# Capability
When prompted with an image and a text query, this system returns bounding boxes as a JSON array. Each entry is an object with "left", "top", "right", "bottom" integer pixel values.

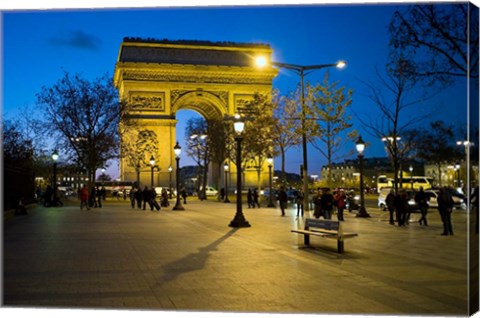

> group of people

[
  {"left": 311, "top": 188, "right": 347, "bottom": 221},
  {"left": 79, "top": 185, "right": 106, "bottom": 210},
  {"left": 385, "top": 186, "right": 456, "bottom": 235},
  {"left": 246, "top": 189, "right": 261, "bottom": 208}
]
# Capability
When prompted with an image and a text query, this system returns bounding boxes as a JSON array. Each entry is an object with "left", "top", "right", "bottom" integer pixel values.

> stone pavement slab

[{"left": 2, "top": 198, "right": 478, "bottom": 316}]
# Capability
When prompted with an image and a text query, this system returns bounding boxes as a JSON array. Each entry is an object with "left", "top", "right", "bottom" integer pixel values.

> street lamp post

[
  {"left": 52, "top": 150, "right": 59, "bottom": 207},
  {"left": 409, "top": 165, "right": 413, "bottom": 189},
  {"left": 267, "top": 155, "right": 275, "bottom": 208},
  {"left": 256, "top": 57, "right": 346, "bottom": 212},
  {"left": 224, "top": 161, "right": 230, "bottom": 203},
  {"left": 356, "top": 136, "right": 370, "bottom": 218},
  {"left": 229, "top": 114, "right": 250, "bottom": 228},
  {"left": 168, "top": 165, "right": 173, "bottom": 199},
  {"left": 173, "top": 142, "right": 185, "bottom": 211},
  {"left": 455, "top": 162, "right": 461, "bottom": 188},
  {"left": 149, "top": 155, "right": 155, "bottom": 188}
]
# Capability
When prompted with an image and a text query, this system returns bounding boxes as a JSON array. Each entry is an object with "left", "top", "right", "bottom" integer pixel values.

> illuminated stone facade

[{"left": 114, "top": 38, "right": 277, "bottom": 189}]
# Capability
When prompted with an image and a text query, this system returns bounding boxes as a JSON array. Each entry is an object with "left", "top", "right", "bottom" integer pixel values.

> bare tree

[
  {"left": 185, "top": 117, "right": 209, "bottom": 199},
  {"left": 389, "top": 3, "right": 479, "bottom": 85},
  {"left": 358, "top": 60, "right": 433, "bottom": 193},
  {"left": 36, "top": 72, "right": 128, "bottom": 185},
  {"left": 415, "top": 121, "right": 460, "bottom": 187}
]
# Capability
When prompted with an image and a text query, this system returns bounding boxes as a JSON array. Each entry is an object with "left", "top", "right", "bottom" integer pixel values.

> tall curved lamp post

[
  {"left": 52, "top": 150, "right": 59, "bottom": 207},
  {"left": 149, "top": 155, "right": 155, "bottom": 188},
  {"left": 455, "top": 162, "right": 461, "bottom": 188},
  {"left": 173, "top": 142, "right": 185, "bottom": 211},
  {"left": 229, "top": 114, "right": 250, "bottom": 228},
  {"left": 267, "top": 154, "right": 275, "bottom": 208},
  {"left": 224, "top": 161, "right": 230, "bottom": 203},
  {"left": 168, "top": 165, "right": 173, "bottom": 198},
  {"left": 256, "top": 57, "right": 346, "bottom": 212},
  {"left": 409, "top": 165, "right": 413, "bottom": 189},
  {"left": 356, "top": 136, "right": 370, "bottom": 218}
]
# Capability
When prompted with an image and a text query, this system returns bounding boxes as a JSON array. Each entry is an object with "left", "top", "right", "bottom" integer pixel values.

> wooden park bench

[{"left": 291, "top": 218, "right": 358, "bottom": 253}]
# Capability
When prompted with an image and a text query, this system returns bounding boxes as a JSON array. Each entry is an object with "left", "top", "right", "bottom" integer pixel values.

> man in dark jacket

[
  {"left": 415, "top": 187, "right": 429, "bottom": 226},
  {"left": 438, "top": 187, "right": 454, "bottom": 235},
  {"left": 278, "top": 186, "right": 288, "bottom": 216}
]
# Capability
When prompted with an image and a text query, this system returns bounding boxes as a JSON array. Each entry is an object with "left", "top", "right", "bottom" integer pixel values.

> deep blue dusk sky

[{"left": 1, "top": 1, "right": 476, "bottom": 179}]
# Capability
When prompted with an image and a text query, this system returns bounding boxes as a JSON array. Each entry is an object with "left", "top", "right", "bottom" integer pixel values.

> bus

[{"left": 377, "top": 175, "right": 433, "bottom": 191}]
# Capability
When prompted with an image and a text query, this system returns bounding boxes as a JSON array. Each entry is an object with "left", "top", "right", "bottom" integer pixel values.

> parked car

[
  {"left": 286, "top": 189, "right": 300, "bottom": 202},
  {"left": 425, "top": 189, "right": 465, "bottom": 209},
  {"left": 261, "top": 188, "right": 278, "bottom": 200},
  {"left": 346, "top": 191, "right": 360, "bottom": 211},
  {"left": 378, "top": 187, "right": 419, "bottom": 211},
  {"left": 199, "top": 186, "right": 218, "bottom": 197}
]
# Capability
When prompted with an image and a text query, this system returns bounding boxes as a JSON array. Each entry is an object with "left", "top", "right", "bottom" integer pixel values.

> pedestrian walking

[
  {"left": 80, "top": 185, "right": 90, "bottom": 210},
  {"left": 438, "top": 187, "right": 454, "bottom": 236},
  {"left": 90, "top": 187, "right": 97, "bottom": 208},
  {"left": 395, "top": 189, "right": 410, "bottom": 226},
  {"left": 129, "top": 186, "right": 136, "bottom": 208},
  {"left": 135, "top": 187, "right": 143, "bottom": 209},
  {"left": 96, "top": 186, "right": 103, "bottom": 208},
  {"left": 296, "top": 190, "right": 304, "bottom": 217},
  {"left": 278, "top": 186, "right": 288, "bottom": 216},
  {"left": 161, "top": 188, "right": 169, "bottom": 207},
  {"left": 415, "top": 186, "right": 429, "bottom": 226},
  {"left": 220, "top": 188, "right": 225, "bottom": 201},
  {"left": 471, "top": 185, "right": 479, "bottom": 234},
  {"left": 313, "top": 188, "right": 323, "bottom": 219},
  {"left": 334, "top": 190, "right": 346, "bottom": 221},
  {"left": 181, "top": 188, "right": 188, "bottom": 204},
  {"left": 253, "top": 189, "right": 260, "bottom": 208},
  {"left": 247, "top": 189, "right": 254, "bottom": 208},
  {"left": 320, "top": 188, "right": 334, "bottom": 220},
  {"left": 386, "top": 189, "right": 396, "bottom": 225},
  {"left": 43, "top": 185, "right": 53, "bottom": 207},
  {"left": 142, "top": 186, "right": 153, "bottom": 211}
]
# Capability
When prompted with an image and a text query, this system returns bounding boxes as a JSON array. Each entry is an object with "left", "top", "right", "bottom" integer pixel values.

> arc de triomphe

[{"left": 114, "top": 38, "right": 277, "bottom": 189}]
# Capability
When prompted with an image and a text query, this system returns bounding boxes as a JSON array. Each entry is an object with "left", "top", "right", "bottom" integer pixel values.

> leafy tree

[
  {"left": 206, "top": 118, "right": 230, "bottom": 192},
  {"left": 389, "top": 3, "right": 479, "bottom": 85},
  {"left": 415, "top": 121, "right": 460, "bottom": 186},
  {"left": 36, "top": 72, "right": 128, "bottom": 185},
  {"left": 239, "top": 93, "right": 277, "bottom": 190},
  {"left": 308, "top": 72, "right": 357, "bottom": 186},
  {"left": 185, "top": 117, "right": 209, "bottom": 199},
  {"left": 272, "top": 89, "right": 302, "bottom": 183},
  {"left": 97, "top": 173, "right": 112, "bottom": 182}
]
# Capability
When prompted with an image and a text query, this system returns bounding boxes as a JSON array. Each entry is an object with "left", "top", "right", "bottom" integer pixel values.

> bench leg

[
  {"left": 304, "top": 234, "right": 310, "bottom": 245},
  {"left": 337, "top": 240, "right": 344, "bottom": 253}
]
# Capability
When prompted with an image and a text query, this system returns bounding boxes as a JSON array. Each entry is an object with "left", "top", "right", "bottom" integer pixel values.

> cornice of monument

[{"left": 115, "top": 63, "right": 276, "bottom": 85}]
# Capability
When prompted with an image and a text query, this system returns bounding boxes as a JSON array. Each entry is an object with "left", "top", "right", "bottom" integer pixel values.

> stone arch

[
  {"left": 171, "top": 90, "right": 225, "bottom": 121},
  {"left": 114, "top": 38, "right": 277, "bottom": 189}
]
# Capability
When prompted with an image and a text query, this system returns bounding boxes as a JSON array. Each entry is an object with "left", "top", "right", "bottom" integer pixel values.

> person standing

[
  {"left": 334, "top": 190, "right": 346, "bottom": 221},
  {"left": 220, "top": 188, "right": 225, "bottom": 201},
  {"left": 181, "top": 188, "right": 188, "bottom": 204},
  {"left": 130, "top": 186, "right": 136, "bottom": 208},
  {"left": 90, "top": 186, "right": 97, "bottom": 208},
  {"left": 313, "top": 188, "right": 323, "bottom": 219},
  {"left": 320, "top": 188, "right": 334, "bottom": 220},
  {"left": 247, "top": 189, "right": 254, "bottom": 208},
  {"left": 278, "top": 186, "right": 288, "bottom": 216},
  {"left": 395, "top": 189, "right": 409, "bottom": 226},
  {"left": 438, "top": 187, "right": 454, "bottom": 235},
  {"left": 415, "top": 186, "right": 429, "bottom": 226},
  {"left": 80, "top": 185, "right": 90, "bottom": 210},
  {"left": 142, "top": 186, "right": 153, "bottom": 211},
  {"left": 386, "top": 189, "right": 396, "bottom": 225},
  {"left": 96, "top": 186, "right": 103, "bottom": 208},
  {"left": 253, "top": 189, "right": 260, "bottom": 208},
  {"left": 471, "top": 185, "right": 479, "bottom": 234},
  {"left": 296, "top": 190, "right": 304, "bottom": 217}
]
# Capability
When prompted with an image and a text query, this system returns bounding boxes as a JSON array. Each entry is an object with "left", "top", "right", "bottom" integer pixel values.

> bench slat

[{"left": 291, "top": 218, "right": 358, "bottom": 253}]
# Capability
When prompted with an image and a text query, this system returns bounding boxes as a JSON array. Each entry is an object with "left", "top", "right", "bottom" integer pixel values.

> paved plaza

[{"left": 2, "top": 197, "right": 479, "bottom": 316}]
